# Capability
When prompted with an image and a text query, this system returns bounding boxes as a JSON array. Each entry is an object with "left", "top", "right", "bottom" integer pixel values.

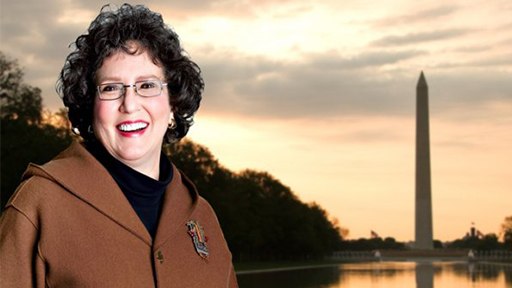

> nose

[{"left": 119, "top": 85, "right": 140, "bottom": 113}]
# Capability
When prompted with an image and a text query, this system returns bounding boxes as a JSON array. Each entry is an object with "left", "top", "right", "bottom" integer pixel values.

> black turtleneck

[{"left": 86, "top": 141, "right": 173, "bottom": 239}]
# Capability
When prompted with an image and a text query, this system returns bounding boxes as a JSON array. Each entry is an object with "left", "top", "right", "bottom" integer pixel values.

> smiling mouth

[{"left": 117, "top": 122, "right": 148, "bottom": 132}]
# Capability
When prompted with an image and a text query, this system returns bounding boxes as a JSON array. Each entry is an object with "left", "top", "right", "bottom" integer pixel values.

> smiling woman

[
  {"left": 0, "top": 4, "right": 238, "bottom": 288},
  {"left": 93, "top": 46, "right": 171, "bottom": 179}
]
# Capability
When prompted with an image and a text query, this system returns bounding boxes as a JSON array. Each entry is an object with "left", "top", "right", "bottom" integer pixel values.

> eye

[
  {"left": 100, "top": 84, "right": 122, "bottom": 92},
  {"left": 138, "top": 80, "right": 158, "bottom": 90}
]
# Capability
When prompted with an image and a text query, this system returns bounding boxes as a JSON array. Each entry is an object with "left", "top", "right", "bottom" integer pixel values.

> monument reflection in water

[
  {"left": 237, "top": 261, "right": 512, "bottom": 288},
  {"left": 415, "top": 262, "right": 434, "bottom": 288}
]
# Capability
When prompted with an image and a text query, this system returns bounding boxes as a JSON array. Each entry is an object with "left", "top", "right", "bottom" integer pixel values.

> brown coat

[{"left": 0, "top": 142, "right": 238, "bottom": 287}]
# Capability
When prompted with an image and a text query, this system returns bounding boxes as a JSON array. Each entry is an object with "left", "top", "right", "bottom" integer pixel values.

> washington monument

[{"left": 415, "top": 71, "right": 433, "bottom": 249}]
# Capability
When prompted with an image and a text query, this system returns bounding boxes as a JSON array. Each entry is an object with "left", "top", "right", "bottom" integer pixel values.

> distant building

[
  {"left": 463, "top": 224, "right": 484, "bottom": 240},
  {"left": 415, "top": 72, "right": 434, "bottom": 250}
]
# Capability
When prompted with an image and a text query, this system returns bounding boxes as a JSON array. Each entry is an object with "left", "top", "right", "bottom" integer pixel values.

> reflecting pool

[{"left": 237, "top": 261, "right": 512, "bottom": 287}]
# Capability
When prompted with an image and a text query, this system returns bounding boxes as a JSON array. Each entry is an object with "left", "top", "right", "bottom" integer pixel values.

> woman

[{"left": 0, "top": 4, "right": 237, "bottom": 287}]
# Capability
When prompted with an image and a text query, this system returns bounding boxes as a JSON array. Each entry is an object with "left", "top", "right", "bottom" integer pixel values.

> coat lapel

[
  {"left": 25, "top": 142, "right": 152, "bottom": 245},
  {"left": 153, "top": 165, "right": 198, "bottom": 250}
]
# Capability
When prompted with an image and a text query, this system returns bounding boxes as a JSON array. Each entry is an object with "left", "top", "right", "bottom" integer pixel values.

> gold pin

[{"left": 156, "top": 250, "right": 164, "bottom": 264}]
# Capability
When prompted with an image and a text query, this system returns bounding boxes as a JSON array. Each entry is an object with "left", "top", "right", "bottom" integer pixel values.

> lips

[{"left": 116, "top": 121, "right": 148, "bottom": 137}]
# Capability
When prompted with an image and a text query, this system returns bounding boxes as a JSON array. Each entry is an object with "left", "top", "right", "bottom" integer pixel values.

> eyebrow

[{"left": 97, "top": 75, "right": 164, "bottom": 84}]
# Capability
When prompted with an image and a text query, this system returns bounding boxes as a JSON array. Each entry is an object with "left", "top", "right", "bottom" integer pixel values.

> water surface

[{"left": 237, "top": 261, "right": 512, "bottom": 287}]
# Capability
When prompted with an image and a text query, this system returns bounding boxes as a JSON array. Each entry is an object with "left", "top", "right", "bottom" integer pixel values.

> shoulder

[
  {"left": 9, "top": 141, "right": 90, "bottom": 216},
  {"left": 10, "top": 175, "right": 64, "bottom": 206},
  {"left": 5, "top": 175, "right": 66, "bottom": 228},
  {"left": 195, "top": 196, "right": 220, "bottom": 221},
  {"left": 5, "top": 141, "right": 91, "bottom": 218},
  {"left": 175, "top": 168, "right": 220, "bottom": 223}
]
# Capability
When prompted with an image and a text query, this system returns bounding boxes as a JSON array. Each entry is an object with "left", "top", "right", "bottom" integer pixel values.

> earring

[
  {"left": 87, "top": 125, "right": 94, "bottom": 134},
  {"left": 168, "top": 114, "right": 177, "bottom": 129}
]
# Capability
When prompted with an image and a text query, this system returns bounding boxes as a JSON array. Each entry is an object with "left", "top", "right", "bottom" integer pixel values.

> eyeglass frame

[{"left": 96, "top": 79, "right": 168, "bottom": 101}]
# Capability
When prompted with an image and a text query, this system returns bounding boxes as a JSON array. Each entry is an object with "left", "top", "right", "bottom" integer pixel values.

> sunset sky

[{"left": 1, "top": 0, "right": 511, "bottom": 242}]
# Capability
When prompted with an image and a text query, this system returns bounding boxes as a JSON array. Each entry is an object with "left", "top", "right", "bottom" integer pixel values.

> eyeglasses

[{"left": 96, "top": 79, "right": 168, "bottom": 100}]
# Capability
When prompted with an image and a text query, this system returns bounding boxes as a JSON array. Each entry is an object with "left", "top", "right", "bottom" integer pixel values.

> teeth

[{"left": 118, "top": 122, "right": 148, "bottom": 132}]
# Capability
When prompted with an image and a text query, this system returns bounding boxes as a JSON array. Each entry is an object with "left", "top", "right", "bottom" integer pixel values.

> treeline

[
  {"left": 0, "top": 51, "right": 343, "bottom": 261},
  {"left": 340, "top": 237, "right": 406, "bottom": 251},
  {"left": 0, "top": 52, "right": 73, "bottom": 203},
  {"left": 165, "top": 141, "right": 343, "bottom": 260},
  {"left": 447, "top": 233, "right": 511, "bottom": 251},
  {"left": 444, "top": 218, "right": 512, "bottom": 251}
]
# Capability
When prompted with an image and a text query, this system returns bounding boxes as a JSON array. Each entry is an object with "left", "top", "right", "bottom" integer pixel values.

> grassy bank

[
  {"left": 234, "top": 259, "right": 347, "bottom": 272},
  {"left": 234, "top": 256, "right": 512, "bottom": 274}
]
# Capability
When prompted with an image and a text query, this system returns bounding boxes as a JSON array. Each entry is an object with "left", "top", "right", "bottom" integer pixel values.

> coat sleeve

[
  {"left": 228, "top": 263, "right": 239, "bottom": 288},
  {"left": 0, "top": 206, "right": 46, "bottom": 288}
]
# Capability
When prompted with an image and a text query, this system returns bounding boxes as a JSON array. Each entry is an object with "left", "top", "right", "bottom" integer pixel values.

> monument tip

[{"left": 417, "top": 71, "right": 427, "bottom": 88}]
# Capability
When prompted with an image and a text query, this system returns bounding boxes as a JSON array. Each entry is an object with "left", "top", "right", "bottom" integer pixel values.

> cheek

[
  {"left": 93, "top": 101, "right": 114, "bottom": 127},
  {"left": 154, "top": 103, "right": 171, "bottom": 125},
  {"left": 152, "top": 96, "right": 171, "bottom": 120}
]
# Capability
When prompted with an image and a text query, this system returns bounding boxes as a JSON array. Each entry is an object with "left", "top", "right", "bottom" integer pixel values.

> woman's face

[{"left": 93, "top": 47, "right": 171, "bottom": 177}]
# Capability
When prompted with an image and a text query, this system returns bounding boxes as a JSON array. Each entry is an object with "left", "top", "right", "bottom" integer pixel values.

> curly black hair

[{"left": 56, "top": 4, "right": 204, "bottom": 142}]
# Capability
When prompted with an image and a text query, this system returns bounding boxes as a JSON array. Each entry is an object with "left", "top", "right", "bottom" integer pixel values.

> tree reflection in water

[
  {"left": 237, "top": 266, "right": 341, "bottom": 288},
  {"left": 237, "top": 261, "right": 511, "bottom": 288}
]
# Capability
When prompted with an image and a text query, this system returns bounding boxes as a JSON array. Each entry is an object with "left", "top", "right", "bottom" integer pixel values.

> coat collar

[
  {"left": 153, "top": 168, "right": 198, "bottom": 250},
  {"left": 24, "top": 141, "right": 199, "bottom": 247}
]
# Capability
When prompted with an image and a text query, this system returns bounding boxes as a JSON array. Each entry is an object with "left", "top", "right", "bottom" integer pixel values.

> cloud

[
  {"left": 305, "top": 50, "right": 427, "bottom": 70},
  {"left": 0, "top": 0, "right": 217, "bottom": 108},
  {"left": 0, "top": 0, "right": 81, "bottom": 103},
  {"left": 1, "top": 0, "right": 510, "bottom": 125},
  {"left": 371, "top": 29, "right": 470, "bottom": 47},
  {"left": 374, "top": 5, "right": 458, "bottom": 27},
  {"left": 196, "top": 46, "right": 512, "bottom": 122},
  {"left": 200, "top": 51, "right": 416, "bottom": 119},
  {"left": 451, "top": 45, "right": 492, "bottom": 53}
]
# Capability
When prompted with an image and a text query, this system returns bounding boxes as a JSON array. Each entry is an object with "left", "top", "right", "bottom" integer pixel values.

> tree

[
  {"left": 477, "top": 234, "right": 501, "bottom": 250},
  {"left": 433, "top": 239, "right": 444, "bottom": 249},
  {"left": 501, "top": 216, "right": 512, "bottom": 249},
  {"left": 165, "top": 140, "right": 346, "bottom": 261},
  {"left": 1, "top": 51, "right": 72, "bottom": 209},
  {"left": 0, "top": 52, "right": 42, "bottom": 124}
]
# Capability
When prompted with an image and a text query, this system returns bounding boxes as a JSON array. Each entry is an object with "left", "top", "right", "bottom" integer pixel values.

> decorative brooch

[{"left": 186, "top": 220, "right": 209, "bottom": 259}]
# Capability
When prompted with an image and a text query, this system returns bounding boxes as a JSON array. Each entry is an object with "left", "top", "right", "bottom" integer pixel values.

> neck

[
  {"left": 87, "top": 140, "right": 162, "bottom": 180},
  {"left": 119, "top": 154, "right": 161, "bottom": 180}
]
